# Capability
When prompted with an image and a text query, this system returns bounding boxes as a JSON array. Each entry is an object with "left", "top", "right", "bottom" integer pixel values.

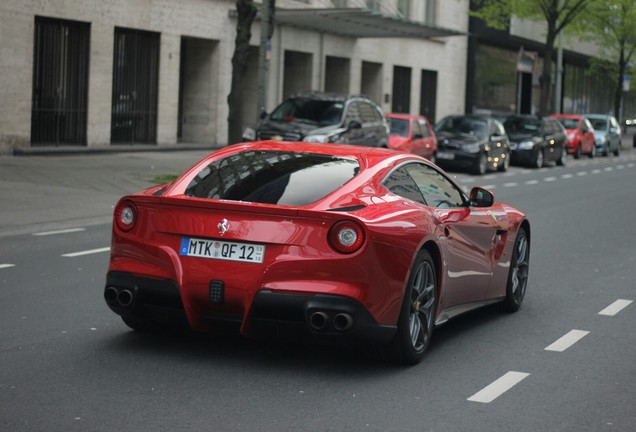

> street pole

[
  {"left": 257, "top": 0, "right": 271, "bottom": 118},
  {"left": 554, "top": 32, "right": 563, "bottom": 114}
]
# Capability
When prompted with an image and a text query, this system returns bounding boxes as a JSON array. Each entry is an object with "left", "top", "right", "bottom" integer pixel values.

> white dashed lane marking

[
  {"left": 33, "top": 228, "right": 86, "bottom": 236},
  {"left": 598, "top": 299, "right": 633, "bottom": 316},
  {"left": 0, "top": 264, "right": 16, "bottom": 269},
  {"left": 467, "top": 371, "right": 530, "bottom": 403},
  {"left": 61, "top": 247, "right": 111, "bottom": 258},
  {"left": 545, "top": 330, "right": 590, "bottom": 352}
]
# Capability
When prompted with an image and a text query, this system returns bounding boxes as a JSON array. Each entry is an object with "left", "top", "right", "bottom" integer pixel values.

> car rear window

[{"left": 185, "top": 150, "right": 359, "bottom": 206}]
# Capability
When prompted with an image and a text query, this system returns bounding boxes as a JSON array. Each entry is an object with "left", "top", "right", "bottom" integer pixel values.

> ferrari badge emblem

[{"left": 218, "top": 219, "right": 230, "bottom": 236}]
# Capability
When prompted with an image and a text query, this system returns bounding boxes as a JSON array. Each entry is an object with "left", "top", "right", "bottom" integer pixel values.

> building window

[
  {"left": 111, "top": 27, "right": 160, "bottom": 144},
  {"left": 31, "top": 17, "right": 90, "bottom": 146}
]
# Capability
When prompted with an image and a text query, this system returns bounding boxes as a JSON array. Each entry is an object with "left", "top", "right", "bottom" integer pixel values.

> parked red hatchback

[
  {"left": 386, "top": 113, "right": 437, "bottom": 162},
  {"left": 549, "top": 114, "right": 595, "bottom": 159}
]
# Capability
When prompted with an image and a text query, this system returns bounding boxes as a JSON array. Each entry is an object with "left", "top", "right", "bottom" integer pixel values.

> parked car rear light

[
  {"left": 329, "top": 221, "right": 365, "bottom": 254},
  {"left": 114, "top": 200, "right": 137, "bottom": 232}
]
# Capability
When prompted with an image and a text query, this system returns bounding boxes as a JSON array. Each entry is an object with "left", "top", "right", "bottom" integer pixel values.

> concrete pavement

[{"left": 0, "top": 149, "right": 212, "bottom": 237}]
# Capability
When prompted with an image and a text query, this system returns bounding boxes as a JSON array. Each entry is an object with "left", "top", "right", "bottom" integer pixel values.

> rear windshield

[{"left": 185, "top": 150, "right": 359, "bottom": 206}]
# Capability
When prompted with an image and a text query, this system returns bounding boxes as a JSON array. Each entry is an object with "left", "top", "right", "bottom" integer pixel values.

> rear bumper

[{"left": 104, "top": 271, "right": 396, "bottom": 343}]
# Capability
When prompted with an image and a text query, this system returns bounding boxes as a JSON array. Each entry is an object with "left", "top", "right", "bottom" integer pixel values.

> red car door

[{"left": 433, "top": 206, "right": 503, "bottom": 308}]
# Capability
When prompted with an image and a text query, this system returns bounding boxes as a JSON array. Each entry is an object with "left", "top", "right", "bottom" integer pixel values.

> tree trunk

[
  {"left": 227, "top": 0, "right": 257, "bottom": 146},
  {"left": 614, "top": 44, "right": 626, "bottom": 122},
  {"left": 539, "top": 28, "right": 557, "bottom": 116}
]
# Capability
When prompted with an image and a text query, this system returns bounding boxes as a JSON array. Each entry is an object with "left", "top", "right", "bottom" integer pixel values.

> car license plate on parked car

[
  {"left": 436, "top": 151, "right": 455, "bottom": 160},
  {"left": 180, "top": 237, "right": 265, "bottom": 263}
]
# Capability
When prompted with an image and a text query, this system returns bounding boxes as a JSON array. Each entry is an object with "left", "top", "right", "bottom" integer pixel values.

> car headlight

[
  {"left": 518, "top": 140, "right": 534, "bottom": 150},
  {"left": 303, "top": 134, "right": 331, "bottom": 143}
]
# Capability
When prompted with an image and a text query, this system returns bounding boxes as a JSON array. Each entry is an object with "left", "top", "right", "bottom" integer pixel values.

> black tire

[
  {"left": 533, "top": 149, "right": 544, "bottom": 169},
  {"left": 602, "top": 143, "right": 609, "bottom": 157},
  {"left": 556, "top": 149, "right": 566, "bottom": 166},
  {"left": 501, "top": 227, "right": 530, "bottom": 312},
  {"left": 613, "top": 144, "right": 620, "bottom": 156},
  {"left": 574, "top": 145, "right": 581, "bottom": 159},
  {"left": 385, "top": 249, "right": 437, "bottom": 365},
  {"left": 498, "top": 152, "right": 510, "bottom": 172},
  {"left": 473, "top": 152, "right": 488, "bottom": 175},
  {"left": 588, "top": 146, "right": 595, "bottom": 158}
]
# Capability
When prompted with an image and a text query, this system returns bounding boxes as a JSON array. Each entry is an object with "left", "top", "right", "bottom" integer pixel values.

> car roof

[
  {"left": 385, "top": 113, "right": 426, "bottom": 120},
  {"left": 550, "top": 113, "right": 582, "bottom": 119},
  {"left": 209, "top": 140, "right": 423, "bottom": 169}
]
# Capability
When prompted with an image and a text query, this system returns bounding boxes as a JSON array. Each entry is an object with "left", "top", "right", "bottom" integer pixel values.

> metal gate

[
  {"left": 111, "top": 28, "right": 159, "bottom": 144},
  {"left": 420, "top": 69, "right": 437, "bottom": 122},
  {"left": 31, "top": 17, "right": 90, "bottom": 146},
  {"left": 392, "top": 66, "right": 411, "bottom": 114}
]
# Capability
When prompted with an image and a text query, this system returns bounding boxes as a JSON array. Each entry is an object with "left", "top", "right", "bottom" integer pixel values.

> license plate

[
  {"left": 436, "top": 151, "right": 455, "bottom": 160},
  {"left": 180, "top": 237, "right": 265, "bottom": 263}
]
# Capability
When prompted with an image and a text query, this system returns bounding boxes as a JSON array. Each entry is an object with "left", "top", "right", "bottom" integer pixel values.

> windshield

[
  {"left": 269, "top": 98, "right": 344, "bottom": 126},
  {"left": 556, "top": 118, "right": 579, "bottom": 130},
  {"left": 185, "top": 150, "right": 359, "bottom": 206},
  {"left": 388, "top": 118, "right": 410, "bottom": 137},
  {"left": 503, "top": 117, "right": 541, "bottom": 134},
  {"left": 587, "top": 118, "right": 607, "bottom": 131},
  {"left": 435, "top": 117, "right": 488, "bottom": 139}
]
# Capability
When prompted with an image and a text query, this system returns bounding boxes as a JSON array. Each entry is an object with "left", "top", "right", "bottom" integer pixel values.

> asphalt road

[{"left": 1, "top": 145, "right": 635, "bottom": 431}]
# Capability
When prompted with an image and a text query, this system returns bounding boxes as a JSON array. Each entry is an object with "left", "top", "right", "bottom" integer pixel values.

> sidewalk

[{"left": 0, "top": 149, "right": 212, "bottom": 237}]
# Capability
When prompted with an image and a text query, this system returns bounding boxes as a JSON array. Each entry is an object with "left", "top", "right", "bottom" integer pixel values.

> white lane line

[
  {"left": 525, "top": 179, "right": 539, "bottom": 185},
  {"left": 598, "top": 299, "right": 633, "bottom": 316},
  {"left": 61, "top": 247, "right": 111, "bottom": 258},
  {"left": 467, "top": 371, "right": 530, "bottom": 403},
  {"left": 576, "top": 171, "right": 587, "bottom": 176},
  {"left": 33, "top": 227, "right": 86, "bottom": 236},
  {"left": 0, "top": 264, "right": 16, "bottom": 269},
  {"left": 482, "top": 185, "right": 497, "bottom": 190},
  {"left": 591, "top": 169, "right": 602, "bottom": 174},
  {"left": 544, "top": 177, "right": 557, "bottom": 182},
  {"left": 545, "top": 330, "right": 589, "bottom": 352},
  {"left": 561, "top": 174, "right": 573, "bottom": 179},
  {"left": 604, "top": 167, "right": 614, "bottom": 172},
  {"left": 503, "top": 182, "right": 518, "bottom": 187}
]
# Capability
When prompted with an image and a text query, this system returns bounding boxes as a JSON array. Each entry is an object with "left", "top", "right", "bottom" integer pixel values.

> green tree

[
  {"left": 576, "top": 0, "right": 636, "bottom": 122},
  {"left": 472, "top": 0, "right": 589, "bottom": 115}
]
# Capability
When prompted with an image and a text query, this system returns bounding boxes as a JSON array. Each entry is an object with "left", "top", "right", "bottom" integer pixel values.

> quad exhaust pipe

[
  {"left": 104, "top": 286, "right": 135, "bottom": 308},
  {"left": 308, "top": 311, "right": 354, "bottom": 332}
]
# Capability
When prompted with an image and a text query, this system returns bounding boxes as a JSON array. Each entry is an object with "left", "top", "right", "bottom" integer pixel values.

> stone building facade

[{"left": 0, "top": 0, "right": 469, "bottom": 154}]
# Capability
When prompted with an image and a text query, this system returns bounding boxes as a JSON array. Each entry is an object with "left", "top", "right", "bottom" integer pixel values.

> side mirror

[
  {"left": 469, "top": 186, "right": 494, "bottom": 207},
  {"left": 348, "top": 120, "right": 362, "bottom": 130}
]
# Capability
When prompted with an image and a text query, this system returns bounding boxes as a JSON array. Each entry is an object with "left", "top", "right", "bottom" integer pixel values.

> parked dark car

[
  {"left": 502, "top": 115, "right": 568, "bottom": 168},
  {"left": 584, "top": 114, "right": 621, "bottom": 157},
  {"left": 434, "top": 115, "right": 510, "bottom": 175},
  {"left": 253, "top": 92, "right": 389, "bottom": 148}
]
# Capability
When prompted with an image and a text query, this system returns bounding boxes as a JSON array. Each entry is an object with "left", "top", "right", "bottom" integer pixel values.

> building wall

[{"left": 0, "top": 0, "right": 469, "bottom": 154}]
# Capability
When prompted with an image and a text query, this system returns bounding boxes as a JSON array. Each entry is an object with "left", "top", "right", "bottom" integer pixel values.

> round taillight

[
  {"left": 114, "top": 200, "right": 137, "bottom": 232},
  {"left": 329, "top": 221, "right": 365, "bottom": 254}
]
